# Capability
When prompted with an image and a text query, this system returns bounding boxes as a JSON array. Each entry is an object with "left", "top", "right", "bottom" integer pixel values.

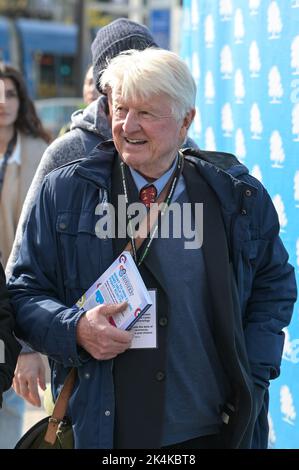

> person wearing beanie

[
  {"left": 91, "top": 18, "right": 158, "bottom": 92},
  {"left": 6, "top": 18, "right": 197, "bottom": 413}
]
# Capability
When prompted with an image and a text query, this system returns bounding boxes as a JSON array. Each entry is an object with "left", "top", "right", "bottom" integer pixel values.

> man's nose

[{"left": 122, "top": 110, "right": 140, "bottom": 133}]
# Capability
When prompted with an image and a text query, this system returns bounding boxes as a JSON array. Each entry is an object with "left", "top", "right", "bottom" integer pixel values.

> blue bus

[{"left": 0, "top": 16, "right": 79, "bottom": 99}]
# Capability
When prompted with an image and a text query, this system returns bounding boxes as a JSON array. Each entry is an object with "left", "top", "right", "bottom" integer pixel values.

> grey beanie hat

[{"left": 91, "top": 18, "right": 158, "bottom": 92}]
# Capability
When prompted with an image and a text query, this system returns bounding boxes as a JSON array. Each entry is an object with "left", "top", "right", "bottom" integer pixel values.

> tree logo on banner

[
  {"left": 222, "top": 103, "right": 234, "bottom": 136},
  {"left": 272, "top": 194, "right": 288, "bottom": 232},
  {"left": 270, "top": 131, "right": 285, "bottom": 168},
  {"left": 268, "top": 413, "right": 277, "bottom": 448},
  {"left": 294, "top": 171, "right": 299, "bottom": 207},
  {"left": 292, "top": 104, "right": 299, "bottom": 140},
  {"left": 268, "top": 1, "right": 283, "bottom": 39},
  {"left": 193, "top": 107, "right": 202, "bottom": 138},
  {"left": 219, "top": 0, "right": 233, "bottom": 21},
  {"left": 280, "top": 385, "right": 297, "bottom": 425},
  {"left": 192, "top": 52, "right": 200, "bottom": 82},
  {"left": 205, "top": 71, "right": 215, "bottom": 103},
  {"left": 249, "top": 0, "right": 261, "bottom": 16},
  {"left": 235, "top": 128, "right": 246, "bottom": 162},
  {"left": 251, "top": 164, "right": 263, "bottom": 182},
  {"left": 220, "top": 45, "right": 233, "bottom": 79},
  {"left": 268, "top": 66, "right": 284, "bottom": 103},
  {"left": 291, "top": 36, "right": 299, "bottom": 74},
  {"left": 250, "top": 103, "right": 263, "bottom": 139},
  {"left": 191, "top": 0, "right": 199, "bottom": 30},
  {"left": 205, "top": 14, "right": 215, "bottom": 48},
  {"left": 249, "top": 41, "right": 261, "bottom": 78},
  {"left": 234, "top": 8, "right": 245, "bottom": 44},
  {"left": 205, "top": 127, "right": 216, "bottom": 151},
  {"left": 235, "top": 69, "right": 245, "bottom": 103}
]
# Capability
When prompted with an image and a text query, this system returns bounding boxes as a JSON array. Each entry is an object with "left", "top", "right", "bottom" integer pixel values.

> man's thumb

[{"left": 98, "top": 302, "right": 128, "bottom": 318}]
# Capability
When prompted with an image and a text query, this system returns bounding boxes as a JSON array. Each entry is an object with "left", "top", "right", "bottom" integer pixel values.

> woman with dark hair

[{"left": 0, "top": 64, "right": 51, "bottom": 267}]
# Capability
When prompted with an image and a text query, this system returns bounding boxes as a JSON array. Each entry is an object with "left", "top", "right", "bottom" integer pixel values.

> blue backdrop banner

[{"left": 180, "top": 0, "right": 298, "bottom": 449}]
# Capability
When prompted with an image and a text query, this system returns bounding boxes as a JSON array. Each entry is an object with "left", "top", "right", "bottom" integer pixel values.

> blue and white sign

[{"left": 181, "top": 0, "right": 299, "bottom": 449}]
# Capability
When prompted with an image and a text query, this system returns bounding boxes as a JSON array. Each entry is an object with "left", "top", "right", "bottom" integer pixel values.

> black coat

[{"left": 0, "top": 262, "right": 20, "bottom": 405}]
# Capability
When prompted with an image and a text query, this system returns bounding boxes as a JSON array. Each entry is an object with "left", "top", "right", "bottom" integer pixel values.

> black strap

[{"left": 0, "top": 132, "right": 17, "bottom": 197}]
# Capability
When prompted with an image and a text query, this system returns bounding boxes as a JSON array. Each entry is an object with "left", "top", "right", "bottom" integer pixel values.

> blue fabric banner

[{"left": 180, "top": 0, "right": 299, "bottom": 449}]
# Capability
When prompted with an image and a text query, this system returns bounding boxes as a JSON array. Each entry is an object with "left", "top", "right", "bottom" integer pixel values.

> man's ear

[
  {"left": 183, "top": 108, "right": 196, "bottom": 130},
  {"left": 180, "top": 108, "right": 196, "bottom": 141}
]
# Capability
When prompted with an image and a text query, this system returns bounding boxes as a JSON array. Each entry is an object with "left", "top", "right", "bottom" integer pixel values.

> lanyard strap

[
  {"left": 0, "top": 132, "right": 17, "bottom": 197},
  {"left": 120, "top": 151, "right": 184, "bottom": 266}
]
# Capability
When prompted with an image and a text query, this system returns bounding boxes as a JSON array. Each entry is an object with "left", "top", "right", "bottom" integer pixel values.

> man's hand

[
  {"left": 76, "top": 302, "right": 133, "bottom": 360},
  {"left": 13, "top": 352, "right": 46, "bottom": 407}
]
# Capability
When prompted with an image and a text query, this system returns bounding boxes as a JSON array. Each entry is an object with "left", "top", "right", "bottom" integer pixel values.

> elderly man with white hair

[{"left": 8, "top": 48, "right": 296, "bottom": 449}]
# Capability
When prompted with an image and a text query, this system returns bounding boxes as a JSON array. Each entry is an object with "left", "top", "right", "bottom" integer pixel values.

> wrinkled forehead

[{"left": 111, "top": 86, "right": 173, "bottom": 111}]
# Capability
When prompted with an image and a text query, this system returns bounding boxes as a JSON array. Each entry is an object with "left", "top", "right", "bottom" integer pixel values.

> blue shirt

[{"left": 129, "top": 155, "right": 185, "bottom": 202}]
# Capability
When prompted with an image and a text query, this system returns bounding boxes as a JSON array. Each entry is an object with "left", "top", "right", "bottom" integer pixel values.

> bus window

[{"left": 35, "top": 52, "right": 76, "bottom": 98}]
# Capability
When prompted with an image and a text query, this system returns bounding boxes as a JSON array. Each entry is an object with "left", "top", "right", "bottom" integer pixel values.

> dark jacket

[
  {"left": 0, "top": 262, "right": 20, "bottom": 405},
  {"left": 8, "top": 142, "right": 297, "bottom": 448}
]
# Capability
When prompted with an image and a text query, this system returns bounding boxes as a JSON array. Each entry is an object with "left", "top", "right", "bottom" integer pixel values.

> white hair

[{"left": 100, "top": 48, "right": 196, "bottom": 120}]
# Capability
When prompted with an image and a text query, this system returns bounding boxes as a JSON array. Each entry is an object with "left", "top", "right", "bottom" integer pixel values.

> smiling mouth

[{"left": 125, "top": 137, "right": 147, "bottom": 145}]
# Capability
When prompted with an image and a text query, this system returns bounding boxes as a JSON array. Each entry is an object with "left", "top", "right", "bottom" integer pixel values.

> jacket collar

[
  {"left": 184, "top": 155, "right": 258, "bottom": 216},
  {"left": 74, "top": 140, "right": 116, "bottom": 189}
]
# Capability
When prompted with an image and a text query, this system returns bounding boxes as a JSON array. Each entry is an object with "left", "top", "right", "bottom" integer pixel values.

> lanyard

[
  {"left": 0, "top": 132, "right": 17, "bottom": 198},
  {"left": 120, "top": 151, "right": 184, "bottom": 266}
]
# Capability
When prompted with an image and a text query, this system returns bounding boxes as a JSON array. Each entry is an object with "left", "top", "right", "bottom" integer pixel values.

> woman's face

[{"left": 0, "top": 78, "right": 20, "bottom": 129}]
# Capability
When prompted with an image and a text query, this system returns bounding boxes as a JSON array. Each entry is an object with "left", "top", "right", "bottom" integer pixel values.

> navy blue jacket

[{"left": 8, "top": 142, "right": 297, "bottom": 448}]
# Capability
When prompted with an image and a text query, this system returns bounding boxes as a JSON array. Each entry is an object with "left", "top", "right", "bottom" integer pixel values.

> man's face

[{"left": 111, "top": 90, "right": 191, "bottom": 179}]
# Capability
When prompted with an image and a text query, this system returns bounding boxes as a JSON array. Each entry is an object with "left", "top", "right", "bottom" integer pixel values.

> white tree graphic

[
  {"left": 191, "top": 0, "right": 200, "bottom": 30},
  {"left": 268, "top": 66, "right": 284, "bottom": 103},
  {"left": 250, "top": 103, "right": 263, "bottom": 139},
  {"left": 221, "top": 103, "right": 234, "bottom": 137},
  {"left": 292, "top": 104, "right": 299, "bottom": 141},
  {"left": 205, "top": 71, "right": 215, "bottom": 103},
  {"left": 219, "top": 0, "right": 233, "bottom": 21},
  {"left": 268, "top": 1, "right": 283, "bottom": 39},
  {"left": 234, "top": 8, "right": 245, "bottom": 44},
  {"left": 205, "top": 127, "right": 216, "bottom": 151},
  {"left": 235, "top": 129, "right": 246, "bottom": 162},
  {"left": 183, "top": 7, "right": 191, "bottom": 32},
  {"left": 192, "top": 52, "right": 200, "bottom": 82},
  {"left": 268, "top": 414, "right": 276, "bottom": 449},
  {"left": 272, "top": 194, "right": 288, "bottom": 231},
  {"left": 280, "top": 385, "right": 296, "bottom": 425},
  {"left": 249, "top": 0, "right": 261, "bottom": 15},
  {"left": 205, "top": 15, "right": 215, "bottom": 48},
  {"left": 193, "top": 107, "right": 202, "bottom": 137},
  {"left": 251, "top": 165, "right": 263, "bottom": 182},
  {"left": 220, "top": 45, "right": 233, "bottom": 79},
  {"left": 282, "top": 328, "right": 294, "bottom": 362},
  {"left": 270, "top": 131, "right": 285, "bottom": 168},
  {"left": 249, "top": 41, "right": 261, "bottom": 77},
  {"left": 235, "top": 69, "right": 245, "bottom": 103},
  {"left": 292, "top": 0, "right": 299, "bottom": 7},
  {"left": 291, "top": 36, "right": 299, "bottom": 74},
  {"left": 294, "top": 171, "right": 299, "bottom": 206}
]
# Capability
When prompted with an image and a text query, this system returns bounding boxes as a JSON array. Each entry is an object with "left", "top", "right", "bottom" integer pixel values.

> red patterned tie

[{"left": 139, "top": 184, "right": 157, "bottom": 209}]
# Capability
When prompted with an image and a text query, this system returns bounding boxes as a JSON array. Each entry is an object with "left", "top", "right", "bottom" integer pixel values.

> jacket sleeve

[
  {"left": 0, "top": 263, "right": 21, "bottom": 405},
  {"left": 7, "top": 177, "right": 86, "bottom": 368},
  {"left": 243, "top": 185, "right": 297, "bottom": 389}
]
